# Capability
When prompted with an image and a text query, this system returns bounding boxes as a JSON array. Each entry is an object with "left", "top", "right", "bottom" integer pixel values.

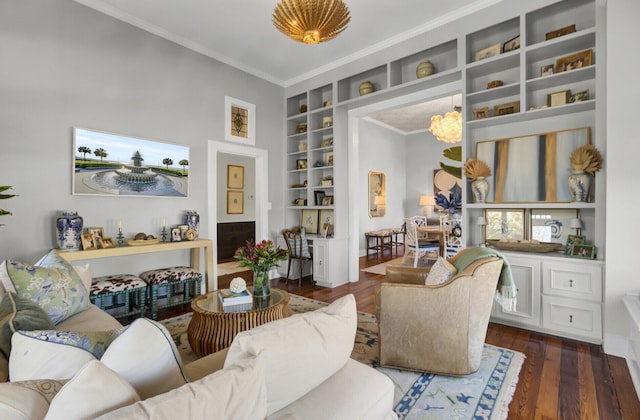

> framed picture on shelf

[
  {"left": 325, "top": 152, "right": 334, "bottom": 166},
  {"left": 296, "top": 159, "right": 307, "bottom": 170},
  {"left": 547, "top": 90, "right": 571, "bottom": 107},
  {"left": 294, "top": 198, "right": 306, "bottom": 206},
  {"left": 86, "top": 227, "right": 104, "bottom": 245},
  {"left": 564, "top": 234, "right": 586, "bottom": 255},
  {"left": 493, "top": 101, "right": 520, "bottom": 116},
  {"left": 178, "top": 224, "right": 189, "bottom": 240},
  {"left": 502, "top": 35, "right": 520, "bottom": 53},
  {"left": 474, "top": 43, "right": 501, "bottom": 61},
  {"left": 569, "top": 243, "right": 596, "bottom": 259},
  {"left": 314, "top": 190, "right": 325, "bottom": 206},
  {"left": 99, "top": 237, "right": 116, "bottom": 249},
  {"left": 322, "top": 196, "right": 334, "bottom": 206},
  {"left": 320, "top": 137, "right": 333, "bottom": 148},
  {"left": 556, "top": 49, "right": 592, "bottom": 73},
  {"left": 81, "top": 233, "right": 97, "bottom": 250},
  {"left": 227, "top": 190, "right": 244, "bottom": 214},
  {"left": 227, "top": 165, "right": 244, "bottom": 189},
  {"left": 319, "top": 209, "right": 334, "bottom": 227},
  {"left": 225, "top": 96, "right": 255, "bottom": 146},
  {"left": 541, "top": 64, "right": 554, "bottom": 77},
  {"left": 530, "top": 209, "right": 579, "bottom": 245},
  {"left": 545, "top": 24, "right": 577, "bottom": 40},
  {"left": 570, "top": 90, "right": 589, "bottom": 103},
  {"left": 472, "top": 107, "right": 490, "bottom": 120},
  {"left": 301, "top": 209, "right": 319, "bottom": 234},
  {"left": 171, "top": 227, "right": 182, "bottom": 242},
  {"left": 484, "top": 209, "right": 525, "bottom": 241},
  {"left": 296, "top": 123, "right": 307, "bottom": 134}
]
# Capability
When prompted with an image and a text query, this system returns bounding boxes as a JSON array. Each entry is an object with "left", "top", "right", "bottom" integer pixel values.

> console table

[{"left": 55, "top": 238, "right": 215, "bottom": 292}]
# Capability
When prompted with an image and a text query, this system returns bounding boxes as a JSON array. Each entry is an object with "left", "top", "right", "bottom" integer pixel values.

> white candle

[
  {"left": 162, "top": 218, "right": 166, "bottom": 227},
  {"left": 118, "top": 220, "right": 122, "bottom": 229}
]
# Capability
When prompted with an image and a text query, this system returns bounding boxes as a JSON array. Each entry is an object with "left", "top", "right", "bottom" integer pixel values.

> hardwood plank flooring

[{"left": 151, "top": 247, "right": 640, "bottom": 419}]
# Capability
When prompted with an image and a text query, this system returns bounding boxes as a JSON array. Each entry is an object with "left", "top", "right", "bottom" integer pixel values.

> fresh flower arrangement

[
  {"left": 463, "top": 158, "right": 491, "bottom": 180},
  {"left": 234, "top": 239, "right": 288, "bottom": 272},
  {"left": 569, "top": 144, "right": 603, "bottom": 174}
]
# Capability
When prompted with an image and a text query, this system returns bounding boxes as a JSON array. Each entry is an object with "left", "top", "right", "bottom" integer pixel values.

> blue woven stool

[
  {"left": 90, "top": 274, "right": 147, "bottom": 319},
  {"left": 140, "top": 266, "right": 202, "bottom": 320}
]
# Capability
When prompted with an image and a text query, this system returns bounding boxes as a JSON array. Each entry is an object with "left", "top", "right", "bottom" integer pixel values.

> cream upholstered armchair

[{"left": 377, "top": 249, "right": 503, "bottom": 376}]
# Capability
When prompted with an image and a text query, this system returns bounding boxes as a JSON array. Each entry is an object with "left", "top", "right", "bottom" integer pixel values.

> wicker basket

[{"left": 486, "top": 239, "right": 562, "bottom": 253}]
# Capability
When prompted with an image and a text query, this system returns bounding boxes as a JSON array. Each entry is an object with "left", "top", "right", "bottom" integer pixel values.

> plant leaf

[
  {"left": 442, "top": 146, "right": 462, "bottom": 162},
  {"left": 440, "top": 162, "right": 462, "bottom": 179}
]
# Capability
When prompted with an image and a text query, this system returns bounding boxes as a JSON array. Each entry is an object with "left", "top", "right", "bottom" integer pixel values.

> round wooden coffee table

[{"left": 187, "top": 288, "right": 291, "bottom": 357}]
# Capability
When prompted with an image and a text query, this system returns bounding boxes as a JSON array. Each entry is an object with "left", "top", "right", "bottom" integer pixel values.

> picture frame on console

[
  {"left": 569, "top": 243, "right": 596, "bottom": 259},
  {"left": 565, "top": 234, "right": 586, "bottom": 255}
]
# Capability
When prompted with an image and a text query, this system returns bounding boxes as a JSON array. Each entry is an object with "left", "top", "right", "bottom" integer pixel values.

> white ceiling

[{"left": 73, "top": 0, "right": 491, "bottom": 132}]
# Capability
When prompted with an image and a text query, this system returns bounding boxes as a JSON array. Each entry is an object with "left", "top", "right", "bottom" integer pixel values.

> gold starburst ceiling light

[{"left": 272, "top": 0, "right": 351, "bottom": 44}]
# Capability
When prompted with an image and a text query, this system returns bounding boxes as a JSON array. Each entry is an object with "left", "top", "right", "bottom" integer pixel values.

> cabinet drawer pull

[
  {"left": 569, "top": 279, "right": 573, "bottom": 287},
  {"left": 569, "top": 314, "right": 573, "bottom": 323}
]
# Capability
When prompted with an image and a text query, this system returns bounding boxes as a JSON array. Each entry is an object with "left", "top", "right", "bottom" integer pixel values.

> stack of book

[{"left": 218, "top": 289, "right": 253, "bottom": 313}]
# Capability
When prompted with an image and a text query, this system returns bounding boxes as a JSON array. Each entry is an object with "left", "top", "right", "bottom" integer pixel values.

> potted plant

[
  {"left": 464, "top": 158, "right": 491, "bottom": 203},
  {"left": 0, "top": 186, "right": 16, "bottom": 226},
  {"left": 568, "top": 144, "right": 603, "bottom": 202},
  {"left": 234, "top": 239, "right": 288, "bottom": 298}
]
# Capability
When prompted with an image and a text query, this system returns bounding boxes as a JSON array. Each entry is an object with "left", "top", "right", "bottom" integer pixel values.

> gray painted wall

[{"left": 0, "top": 0, "right": 284, "bottom": 276}]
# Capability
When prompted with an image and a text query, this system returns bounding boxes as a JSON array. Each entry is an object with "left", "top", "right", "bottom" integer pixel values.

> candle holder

[
  {"left": 116, "top": 228, "right": 125, "bottom": 247},
  {"left": 161, "top": 226, "right": 168, "bottom": 243}
]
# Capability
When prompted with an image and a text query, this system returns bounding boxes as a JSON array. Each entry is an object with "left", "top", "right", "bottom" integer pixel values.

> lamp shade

[
  {"left": 570, "top": 218, "right": 582, "bottom": 229},
  {"left": 374, "top": 195, "right": 385, "bottom": 205},
  {"left": 419, "top": 195, "right": 434, "bottom": 206},
  {"left": 477, "top": 216, "right": 487, "bottom": 226}
]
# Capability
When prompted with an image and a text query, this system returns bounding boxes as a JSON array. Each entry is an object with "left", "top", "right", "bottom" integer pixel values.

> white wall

[
  {"left": 358, "top": 120, "right": 406, "bottom": 253},
  {"left": 216, "top": 153, "right": 256, "bottom": 223},
  {"left": 604, "top": 0, "right": 640, "bottom": 355},
  {"left": 0, "top": 0, "right": 284, "bottom": 276}
]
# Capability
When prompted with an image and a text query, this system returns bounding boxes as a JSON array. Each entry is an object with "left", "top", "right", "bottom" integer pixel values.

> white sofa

[{"left": 2, "top": 293, "right": 397, "bottom": 420}]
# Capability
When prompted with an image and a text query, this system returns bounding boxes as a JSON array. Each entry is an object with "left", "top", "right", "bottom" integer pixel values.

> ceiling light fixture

[
  {"left": 272, "top": 0, "right": 351, "bottom": 44},
  {"left": 429, "top": 106, "right": 462, "bottom": 143}
]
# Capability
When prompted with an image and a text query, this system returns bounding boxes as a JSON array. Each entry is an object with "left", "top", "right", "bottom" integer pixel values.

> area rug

[
  {"left": 160, "top": 293, "right": 524, "bottom": 420},
  {"left": 361, "top": 257, "right": 409, "bottom": 275}
]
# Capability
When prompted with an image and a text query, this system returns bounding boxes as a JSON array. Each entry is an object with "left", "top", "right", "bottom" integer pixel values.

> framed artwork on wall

[
  {"left": 484, "top": 209, "right": 525, "bottom": 241},
  {"left": 224, "top": 96, "right": 256, "bottom": 146},
  {"left": 72, "top": 127, "right": 189, "bottom": 198},
  {"left": 530, "top": 209, "right": 579, "bottom": 245},
  {"left": 227, "top": 190, "right": 244, "bottom": 214},
  {"left": 227, "top": 165, "right": 244, "bottom": 189}
]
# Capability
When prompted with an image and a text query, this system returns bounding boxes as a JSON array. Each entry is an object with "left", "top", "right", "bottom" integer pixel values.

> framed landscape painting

[{"left": 73, "top": 128, "right": 189, "bottom": 197}]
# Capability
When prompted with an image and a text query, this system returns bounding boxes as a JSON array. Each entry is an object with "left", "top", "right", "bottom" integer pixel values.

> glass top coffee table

[{"left": 187, "top": 287, "right": 291, "bottom": 357}]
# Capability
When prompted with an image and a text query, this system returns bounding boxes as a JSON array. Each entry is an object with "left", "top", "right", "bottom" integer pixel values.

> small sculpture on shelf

[
  {"left": 568, "top": 144, "right": 603, "bottom": 202},
  {"left": 464, "top": 158, "right": 492, "bottom": 203}
]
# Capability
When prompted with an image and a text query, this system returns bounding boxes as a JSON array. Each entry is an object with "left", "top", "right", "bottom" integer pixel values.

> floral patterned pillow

[{"left": 0, "top": 260, "right": 89, "bottom": 325}]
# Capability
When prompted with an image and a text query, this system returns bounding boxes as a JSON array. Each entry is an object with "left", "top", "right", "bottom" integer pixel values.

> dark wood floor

[
  {"left": 151, "top": 248, "right": 640, "bottom": 419},
  {"left": 270, "top": 249, "right": 640, "bottom": 420}
]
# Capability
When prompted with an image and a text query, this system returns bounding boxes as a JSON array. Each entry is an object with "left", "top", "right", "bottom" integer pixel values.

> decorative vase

[
  {"left": 568, "top": 171, "right": 592, "bottom": 202},
  {"left": 184, "top": 210, "right": 200, "bottom": 237},
  {"left": 416, "top": 60, "right": 435, "bottom": 78},
  {"left": 359, "top": 80, "right": 375, "bottom": 96},
  {"left": 253, "top": 267, "right": 270, "bottom": 298},
  {"left": 471, "top": 177, "right": 490, "bottom": 203},
  {"left": 56, "top": 211, "right": 83, "bottom": 251}
]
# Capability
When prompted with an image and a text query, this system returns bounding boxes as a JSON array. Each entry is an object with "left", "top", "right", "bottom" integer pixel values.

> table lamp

[
  {"left": 419, "top": 195, "right": 434, "bottom": 218},
  {"left": 477, "top": 216, "right": 487, "bottom": 246},
  {"left": 570, "top": 217, "right": 582, "bottom": 236}
]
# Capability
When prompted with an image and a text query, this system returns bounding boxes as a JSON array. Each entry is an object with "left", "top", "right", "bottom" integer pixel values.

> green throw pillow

[
  {"left": 0, "top": 292, "right": 54, "bottom": 358},
  {"left": 2, "top": 260, "right": 89, "bottom": 325}
]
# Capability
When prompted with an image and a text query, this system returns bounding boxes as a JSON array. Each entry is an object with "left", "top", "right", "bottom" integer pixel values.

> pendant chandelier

[
  {"left": 272, "top": 0, "right": 351, "bottom": 44},
  {"left": 429, "top": 106, "right": 462, "bottom": 144}
]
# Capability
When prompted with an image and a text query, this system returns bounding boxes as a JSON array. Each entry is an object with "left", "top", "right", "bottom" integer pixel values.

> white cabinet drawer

[
  {"left": 542, "top": 260, "right": 602, "bottom": 301},
  {"left": 542, "top": 296, "right": 602, "bottom": 341}
]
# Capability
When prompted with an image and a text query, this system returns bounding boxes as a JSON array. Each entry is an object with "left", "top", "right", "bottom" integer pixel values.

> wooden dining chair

[{"left": 282, "top": 229, "right": 313, "bottom": 286}]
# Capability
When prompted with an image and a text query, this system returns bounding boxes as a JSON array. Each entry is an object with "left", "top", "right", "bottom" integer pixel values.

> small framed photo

[
  {"left": 227, "top": 165, "right": 244, "bottom": 189},
  {"left": 296, "top": 159, "right": 308, "bottom": 170},
  {"left": 294, "top": 198, "right": 306, "bottom": 206},
  {"left": 547, "top": 90, "right": 571, "bottom": 107},
  {"left": 81, "top": 233, "right": 97, "bottom": 250},
  {"left": 227, "top": 190, "right": 244, "bottom": 214},
  {"left": 493, "top": 101, "right": 520, "bottom": 117},
  {"left": 502, "top": 35, "right": 520, "bottom": 53},
  {"left": 569, "top": 243, "right": 596, "bottom": 259},
  {"left": 100, "top": 237, "right": 116, "bottom": 249},
  {"left": 296, "top": 123, "right": 307, "bottom": 134},
  {"left": 570, "top": 89, "right": 590, "bottom": 103},
  {"left": 178, "top": 224, "right": 189, "bottom": 240},
  {"left": 86, "top": 227, "right": 104, "bottom": 246},
  {"left": 475, "top": 43, "right": 501, "bottom": 62},
  {"left": 322, "top": 196, "right": 334, "bottom": 206},
  {"left": 171, "top": 227, "right": 182, "bottom": 242},
  {"left": 325, "top": 152, "right": 334, "bottom": 166},
  {"left": 314, "top": 190, "right": 326, "bottom": 206},
  {"left": 320, "top": 137, "right": 333, "bottom": 148},
  {"left": 556, "top": 49, "right": 592, "bottom": 73},
  {"left": 545, "top": 24, "right": 577, "bottom": 40},
  {"left": 472, "top": 107, "right": 490, "bottom": 120},
  {"left": 564, "top": 234, "right": 585, "bottom": 255},
  {"left": 541, "top": 64, "right": 555, "bottom": 77},
  {"left": 301, "top": 209, "right": 319, "bottom": 234}
]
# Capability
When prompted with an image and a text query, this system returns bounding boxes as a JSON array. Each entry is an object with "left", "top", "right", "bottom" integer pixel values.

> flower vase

[
  {"left": 471, "top": 177, "right": 490, "bottom": 203},
  {"left": 568, "top": 171, "right": 591, "bottom": 202},
  {"left": 56, "top": 211, "right": 83, "bottom": 251},
  {"left": 253, "top": 267, "right": 270, "bottom": 298}
]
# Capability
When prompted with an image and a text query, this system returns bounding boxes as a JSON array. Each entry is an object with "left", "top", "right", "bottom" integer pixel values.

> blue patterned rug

[{"left": 161, "top": 293, "right": 524, "bottom": 420}]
